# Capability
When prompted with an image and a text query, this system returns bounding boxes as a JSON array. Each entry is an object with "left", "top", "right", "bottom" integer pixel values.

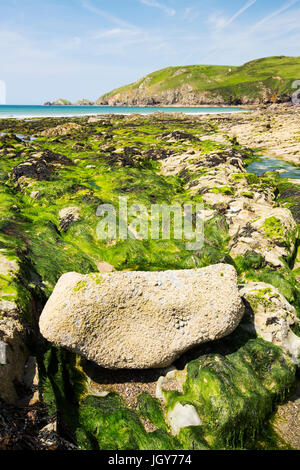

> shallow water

[
  {"left": 0, "top": 132, "right": 36, "bottom": 142},
  {"left": 0, "top": 104, "right": 247, "bottom": 119},
  {"left": 247, "top": 155, "right": 300, "bottom": 179}
]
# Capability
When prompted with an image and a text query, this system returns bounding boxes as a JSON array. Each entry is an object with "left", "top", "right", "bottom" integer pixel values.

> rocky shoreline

[{"left": 0, "top": 106, "right": 299, "bottom": 450}]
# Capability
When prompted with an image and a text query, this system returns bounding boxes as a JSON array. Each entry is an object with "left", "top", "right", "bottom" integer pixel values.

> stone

[
  {"left": 40, "top": 123, "right": 82, "bottom": 137},
  {"left": 59, "top": 206, "right": 80, "bottom": 232},
  {"left": 167, "top": 403, "right": 202, "bottom": 435},
  {"left": 0, "top": 316, "right": 29, "bottom": 403},
  {"left": 228, "top": 203, "right": 297, "bottom": 267},
  {"left": 0, "top": 253, "right": 19, "bottom": 277},
  {"left": 39, "top": 264, "right": 244, "bottom": 369},
  {"left": 11, "top": 150, "right": 73, "bottom": 184},
  {"left": 240, "top": 282, "right": 300, "bottom": 363},
  {"left": 95, "top": 261, "right": 115, "bottom": 273},
  {"left": 30, "top": 190, "right": 40, "bottom": 200}
]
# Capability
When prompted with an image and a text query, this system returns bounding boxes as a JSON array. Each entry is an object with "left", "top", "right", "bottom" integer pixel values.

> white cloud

[
  {"left": 81, "top": 0, "right": 135, "bottom": 28},
  {"left": 139, "top": 0, "right": 176, "bottom": 17},
  {"left": 186, "top": 2, "right": 300, "bottom": 66},
  {"left": 250, "top": 0, "right": 299, "bottom": 30},
  {"left": 92, "top": 28, "right": 139, "bottom": 39},
  {"left": 208, "top": 0, "right": 257, "bottom": 31},
  {"left": 225, "top": 0, "right": 257, "bottom": 27},
  {"left": 183, "top": 7, "right": 200, "bottom": 21}
]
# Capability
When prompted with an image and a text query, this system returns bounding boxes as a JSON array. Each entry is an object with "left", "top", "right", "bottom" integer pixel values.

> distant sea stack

[
  {"left": 95, "top": 56, "right": 300, "bottom": 106},
  {"left": 44, "top": 98, "right": 94, "bottom": 106}
]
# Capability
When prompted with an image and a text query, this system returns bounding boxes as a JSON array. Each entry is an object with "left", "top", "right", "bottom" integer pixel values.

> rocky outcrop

[
  {"left": 240, "top": 282, "right": 300, "bottom": 363},
  {"left": 39, "top": 122, "right": 83, "bottom": 137},
  {"left": 160, "top": 146, "right": 298, "bottom": 268},
  {"left": 0, "top": 316, "right": 29, "bottom": 404},
  {"left": 0, "top": 253, "right": 29, "bottom": 404},
  {"left": 39, "top": 265, "right": 244, "bottom": 369},
  {"left": 43, "top": 99, "right": 72, "bottom": 106},
  {"left": 43, "top": 99, "right": 94, "bottom": 106},
  {"left": 11, "top": 150, "right": 73, "bottom": 186},
  {"left": 96, "top": 87, "right": 230, "bottom": 107},
  {"left": 96, "top": 57, "right": 299, "bottom": 106},
  {"left": 214, "top": 105, "right": 300, "bottom": 166},
  {"left": 76, "top": 99, "right": 94, "bottom": 106}
]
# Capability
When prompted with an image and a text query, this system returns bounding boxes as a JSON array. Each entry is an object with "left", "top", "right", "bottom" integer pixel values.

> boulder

[
  {"left": 39, "top": 264, "right": 244, "bottom": 369},
  {"left": 240, "top": 282, "right": 300, "bottom": 363},
  {"left": 11, "top": 150, "right": 73, "bottom": 184},
  {"left": 40, "top": 123, "right": 82, "bottom": 137}
]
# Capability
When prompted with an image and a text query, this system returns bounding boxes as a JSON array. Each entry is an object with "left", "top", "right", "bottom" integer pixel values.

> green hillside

[{"left": 97, "top": 56, "right": 300, "bottom": 105}]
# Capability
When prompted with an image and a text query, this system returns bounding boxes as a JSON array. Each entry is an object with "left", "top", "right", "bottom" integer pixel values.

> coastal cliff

[{"left": 96, "top": 56, "right": 300, "bottom": 106}]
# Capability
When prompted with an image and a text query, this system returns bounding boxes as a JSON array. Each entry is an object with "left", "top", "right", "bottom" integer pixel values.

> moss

[
  {"left": 211, "top": 186, "right": 234, "bottom": 195},
  {"left": 164, "top": 335, "right": 295, "bottom": 450},
  {"left": 244, "top": 268, "right": 300, "bottom": 312},
  {"left": 137, "top": 393, "right": 168, "bottom": 432},
  {"left": 234, "top": 252, "right": 266, "bottom": 274},
  {"left": 73, "top": 280, "right": 87, "bottom": 292},
  {"left": 245, "top": 287, "right": 280, "bottom": 311},
  {"left": 230, "top": 173, "right": 245, "bottom": 182},
  {"left": 178, "top": 427, "right": 210, "bottom": 450},
  {"left": 240, "top": 191, "right": 254, "bottom": 199},
  {"left": 77, "top": 394, "right": 180, "bottom": 450},
  {"left": 245, "top": 173, "right": 260, "bottom": 185},
  {"left": 39, "top": 348, "right": 180, "bottom": 450},
  {"left": 263, "top": 217, "right": 285, "bottom": 240},
  {"left": 252, "top": 287, "right": 280, "bottom": 301}
]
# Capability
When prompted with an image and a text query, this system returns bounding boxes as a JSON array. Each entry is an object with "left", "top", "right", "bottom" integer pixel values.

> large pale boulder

[{"left": 39, "top": 264, "right": 244, "bottom": 369}]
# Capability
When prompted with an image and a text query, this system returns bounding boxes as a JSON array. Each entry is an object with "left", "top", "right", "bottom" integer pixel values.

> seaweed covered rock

[
  {"left": 228, "top": 202, "right": 297, "bottom": 267},
  {"left": 39, "top": 264, "right": 244, "bottom": 369},
  {"left": 11, "top": 150, "right": 73, "bottom": 185},
  {"left": 59, "top": 206, "right": 81, "bottom": 232},
  {"left": 0, "top": 316, "right": 29, "bottom": 404},
  {"left": 158, "top": 336, "right": 296, "bottom": 449},
  {"left": 40, "top": 123, "right": 82, "bottom": 137},
  {"left": 240, "top": 282, "right": 300, "bottom": 363},
  {"left": 0, "top": 133, "right": 22, "bottom": 147},
  {"left": 0, "top": 250, "right": 29, "bottom": 404}
]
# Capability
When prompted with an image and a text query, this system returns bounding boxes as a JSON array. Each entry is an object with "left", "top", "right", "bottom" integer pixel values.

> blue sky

[{"left": 1, "top": 0, "right": 300, "bottom": 103}]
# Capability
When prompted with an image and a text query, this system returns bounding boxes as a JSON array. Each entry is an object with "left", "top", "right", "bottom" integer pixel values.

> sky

[{"left": 0, "top": 0, "right": 300, "bottom": 104}]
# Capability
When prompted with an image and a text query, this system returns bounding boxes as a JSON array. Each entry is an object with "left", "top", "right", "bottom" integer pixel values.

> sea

[{"left": 0, "top": 105, "right": 246, "bottom": 119}]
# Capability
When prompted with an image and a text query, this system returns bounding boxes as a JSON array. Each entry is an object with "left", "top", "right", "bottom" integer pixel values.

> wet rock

[
  {"left": 11, "top": 150, "right": 73, "bottom": 184},
  {"left": 39, "top": 264, "right": 244, "bottom": 369},
  {"left": 161, "top": 129, "right": 197, "bottom": 141},
  {"left": 59, "top": 207, "right": 80, "bottom": 232}
]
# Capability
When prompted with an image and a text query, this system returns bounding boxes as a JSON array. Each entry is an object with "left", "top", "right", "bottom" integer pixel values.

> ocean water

[
  {"left": 247, "top": 155, "right": 300, "bottom": 179},
  {"left": 0, "top": 105, "right": 246, "bottom": 119}
]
